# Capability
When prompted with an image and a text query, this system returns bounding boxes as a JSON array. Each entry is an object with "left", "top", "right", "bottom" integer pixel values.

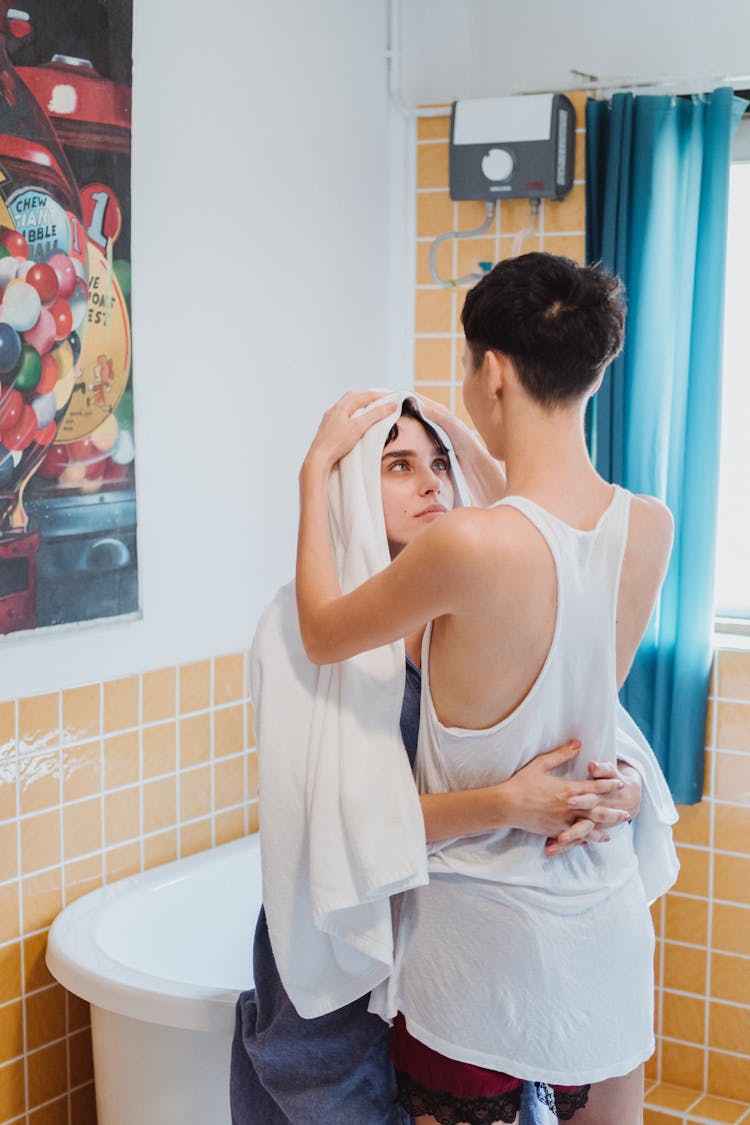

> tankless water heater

[{"left": 449, "top": 94, "right": 576, "bottom": 202}]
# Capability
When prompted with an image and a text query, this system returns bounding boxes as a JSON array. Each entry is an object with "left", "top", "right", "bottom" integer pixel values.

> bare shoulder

[
  {"left": 630, "top": 493, "right": 673, "bottom": 535},
  {"left": 629, "top": 494, "right": 674, "bottom": 568},
  {"left": 431, "top": 503, "right": 540, "bottom": 556},
  {"left": 616, "top": 494, "right": 673, "bottom": 684},
  {"left": 404, "top": 506, "right": 538, "bottom": 592}
]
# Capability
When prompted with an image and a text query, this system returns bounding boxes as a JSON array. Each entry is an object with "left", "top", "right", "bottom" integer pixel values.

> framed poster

[{"left": 0, "top": 0, "right": 137, "bottom": 635}]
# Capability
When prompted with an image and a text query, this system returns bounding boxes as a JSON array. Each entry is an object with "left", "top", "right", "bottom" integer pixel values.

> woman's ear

[
  {"left": 589, "top": 371, "right": 605, "bottom": 397},
  {"left": 485, "top": 350, "right": 511, "bottom": 400}
]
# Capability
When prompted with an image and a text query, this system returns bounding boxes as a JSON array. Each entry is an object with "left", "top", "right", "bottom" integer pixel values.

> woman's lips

[{"left": 417, "top": 504, "right": 447, "bottom": 518}]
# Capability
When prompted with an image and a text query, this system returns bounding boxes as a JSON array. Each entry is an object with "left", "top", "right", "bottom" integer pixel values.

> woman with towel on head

[{"left": 231, "top": 394, "right": 647, "bottom": 1125}]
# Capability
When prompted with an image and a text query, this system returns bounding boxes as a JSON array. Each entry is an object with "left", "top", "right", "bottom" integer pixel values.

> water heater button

[{"left": 481, "top": 147, "right": 514, "bottom": 182}]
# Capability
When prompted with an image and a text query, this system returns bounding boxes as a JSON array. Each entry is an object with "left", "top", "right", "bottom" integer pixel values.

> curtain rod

[
  {"left": 408, "top": 76, "right": 750, "bottom": 117},
  {"left": 567, "top": 69, "right": 750, "bottom": 96}
]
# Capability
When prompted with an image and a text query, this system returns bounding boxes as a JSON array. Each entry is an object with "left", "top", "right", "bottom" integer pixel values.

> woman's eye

[
  {"left": 433, "top": 458, "right": 450, "bottom": 471},
  {"left": 389, "top": 460, "right": 409, "bottom": 472}
]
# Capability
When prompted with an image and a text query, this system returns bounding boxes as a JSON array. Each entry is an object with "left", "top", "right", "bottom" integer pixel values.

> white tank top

[
  {"left": 368, "top": 485, "right": 657, "bottom": 1083},
  {"left": 416, "top": 483, "right": 639, "bottom": 911}
]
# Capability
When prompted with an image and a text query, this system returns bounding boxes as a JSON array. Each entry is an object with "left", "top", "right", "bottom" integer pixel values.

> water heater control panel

[{"left": 449, "top": 94, "right": 576, "bottom": 202}]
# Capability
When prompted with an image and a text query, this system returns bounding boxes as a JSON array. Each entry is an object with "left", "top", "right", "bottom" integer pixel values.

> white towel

[
  {"left": 615, "top": 702, "right": 680, "bottom": 903},
  {"left": 251, "top": 392, "right": 469, "bottom": 1018}
]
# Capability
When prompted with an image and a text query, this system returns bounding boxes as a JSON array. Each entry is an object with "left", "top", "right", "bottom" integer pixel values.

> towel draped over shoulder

[{"left": 251, "top": 392, "right": 467, "bottom": 1018}]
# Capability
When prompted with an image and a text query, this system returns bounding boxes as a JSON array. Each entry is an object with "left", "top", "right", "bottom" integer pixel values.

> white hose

[
  {"left": 428, "top": 201, "right": 496, "bottom": 287},
  {"left": 511, "top": 198, "right": 541, "bottom": 258}
]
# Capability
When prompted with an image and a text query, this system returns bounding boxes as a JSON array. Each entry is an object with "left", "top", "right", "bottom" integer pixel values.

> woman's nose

[{"left": 420, "top": 467, "right": 442, "bottom": 494}]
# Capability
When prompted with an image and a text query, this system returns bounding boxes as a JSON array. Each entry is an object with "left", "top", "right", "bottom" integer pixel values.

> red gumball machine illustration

[
  {"left": 18, "top": 45, "right": 134, "bottom": 494},
  {"left": 0, "top": 3, "right": 89, "bottom": 633}
]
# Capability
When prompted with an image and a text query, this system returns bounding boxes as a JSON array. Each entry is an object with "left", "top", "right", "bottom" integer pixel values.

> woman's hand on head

[
  {"left": 412, "top": 392, "right": 463, "bottom": 437},
  {"left": 302, "top": 391, "right": 397, "bottom": 475},
  {"left": 412, "top": 392, "right": 476, "bottom": 459},
  {"left": 412, "top": 391, "right": 506, "bottom": 507}
]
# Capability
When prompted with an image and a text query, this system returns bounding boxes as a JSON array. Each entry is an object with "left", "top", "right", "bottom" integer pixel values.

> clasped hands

[{"left": 502, "top": 740, "right": 642, "bottom": 858}]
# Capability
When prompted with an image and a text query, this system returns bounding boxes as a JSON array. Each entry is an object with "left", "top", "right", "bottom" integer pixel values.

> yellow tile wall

[
  {"left": 414, "top": 98, "right": 750, "bottom": 1115},
  {"left": 651, "top": 649, "right": 750, "bottom": 1108},
  {"left": 640, "top": 647, "right": 750, "bottom": 1123},
  {"left": 414, "top": 92, "right": 588, "bottom": 414},
  {"left": 0, "top": 652, "right": 257, "bottom": 1125}
]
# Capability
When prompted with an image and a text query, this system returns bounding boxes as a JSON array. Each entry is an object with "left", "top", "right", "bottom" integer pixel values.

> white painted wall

[
  {"left": 14, "top": 0, "right": 742, "bottom": 699},
  {"left": 396, "top": 0, "right": 750, "bottom": 105},
  {"left": 0, "top": 0, "right": 414, "bottom": 698}
]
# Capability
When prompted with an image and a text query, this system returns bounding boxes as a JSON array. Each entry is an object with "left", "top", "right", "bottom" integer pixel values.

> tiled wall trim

[{"left": 0, "top": 652, "right": 257, "bottom": 1125}]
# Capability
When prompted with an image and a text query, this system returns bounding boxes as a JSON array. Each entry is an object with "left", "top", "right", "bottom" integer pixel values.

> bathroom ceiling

[{"left": 395, "top": 0, "right": 750, "bottom": 106}]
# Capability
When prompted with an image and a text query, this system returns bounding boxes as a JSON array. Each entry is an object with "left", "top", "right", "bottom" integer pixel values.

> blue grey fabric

[
  {"left": 399, "top": 656, "right": 422, "bottom": 771},
  {"left": 231, "top": 907, "right": 411, "bottom": 1124},
  {"left": 230, "top": 657, "right": 548, "bottom": 1124}
]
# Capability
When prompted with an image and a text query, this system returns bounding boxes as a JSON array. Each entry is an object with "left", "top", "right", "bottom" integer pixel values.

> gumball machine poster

[{"left": 0, "top": 0, "right": 137, "bottom": 635}]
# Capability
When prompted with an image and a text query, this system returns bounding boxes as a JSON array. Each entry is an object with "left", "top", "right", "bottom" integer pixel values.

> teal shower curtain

[{"left": 586, "top": 87, "right": 747, "bottom": 804}]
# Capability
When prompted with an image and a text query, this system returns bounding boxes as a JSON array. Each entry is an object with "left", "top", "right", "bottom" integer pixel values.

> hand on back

[{"left": 500, "top": 740, "right": 636, "bottom": 856}]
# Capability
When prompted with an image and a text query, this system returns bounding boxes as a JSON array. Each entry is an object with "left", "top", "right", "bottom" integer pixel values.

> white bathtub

[{"left": 46, "top": 834, "right": 261, "bottom": 1125}]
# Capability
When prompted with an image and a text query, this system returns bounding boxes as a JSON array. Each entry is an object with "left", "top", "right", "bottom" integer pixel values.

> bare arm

[
  {"left": 419, "top": 740, "right": 632, "bottom": 851},
  {"left": 616, "top": 495, "right": 674, "bottom": 686}
]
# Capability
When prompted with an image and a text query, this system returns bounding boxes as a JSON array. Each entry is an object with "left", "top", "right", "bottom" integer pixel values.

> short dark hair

[
  {"left": 460, "top": 252, "right": 626, "bottom": 406},
  {"left": 384, "top": 397, "right": 449, "bottom": 455}
]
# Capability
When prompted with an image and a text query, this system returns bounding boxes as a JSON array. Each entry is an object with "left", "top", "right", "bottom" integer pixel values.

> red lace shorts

[{"left": 391, "top": 1012, "right": 590, "bottom": 1123}]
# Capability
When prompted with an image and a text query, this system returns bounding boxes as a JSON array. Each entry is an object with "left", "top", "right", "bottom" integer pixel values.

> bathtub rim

[{"left": 46, "top": 834, "right": 260, "bottom": 1034}]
